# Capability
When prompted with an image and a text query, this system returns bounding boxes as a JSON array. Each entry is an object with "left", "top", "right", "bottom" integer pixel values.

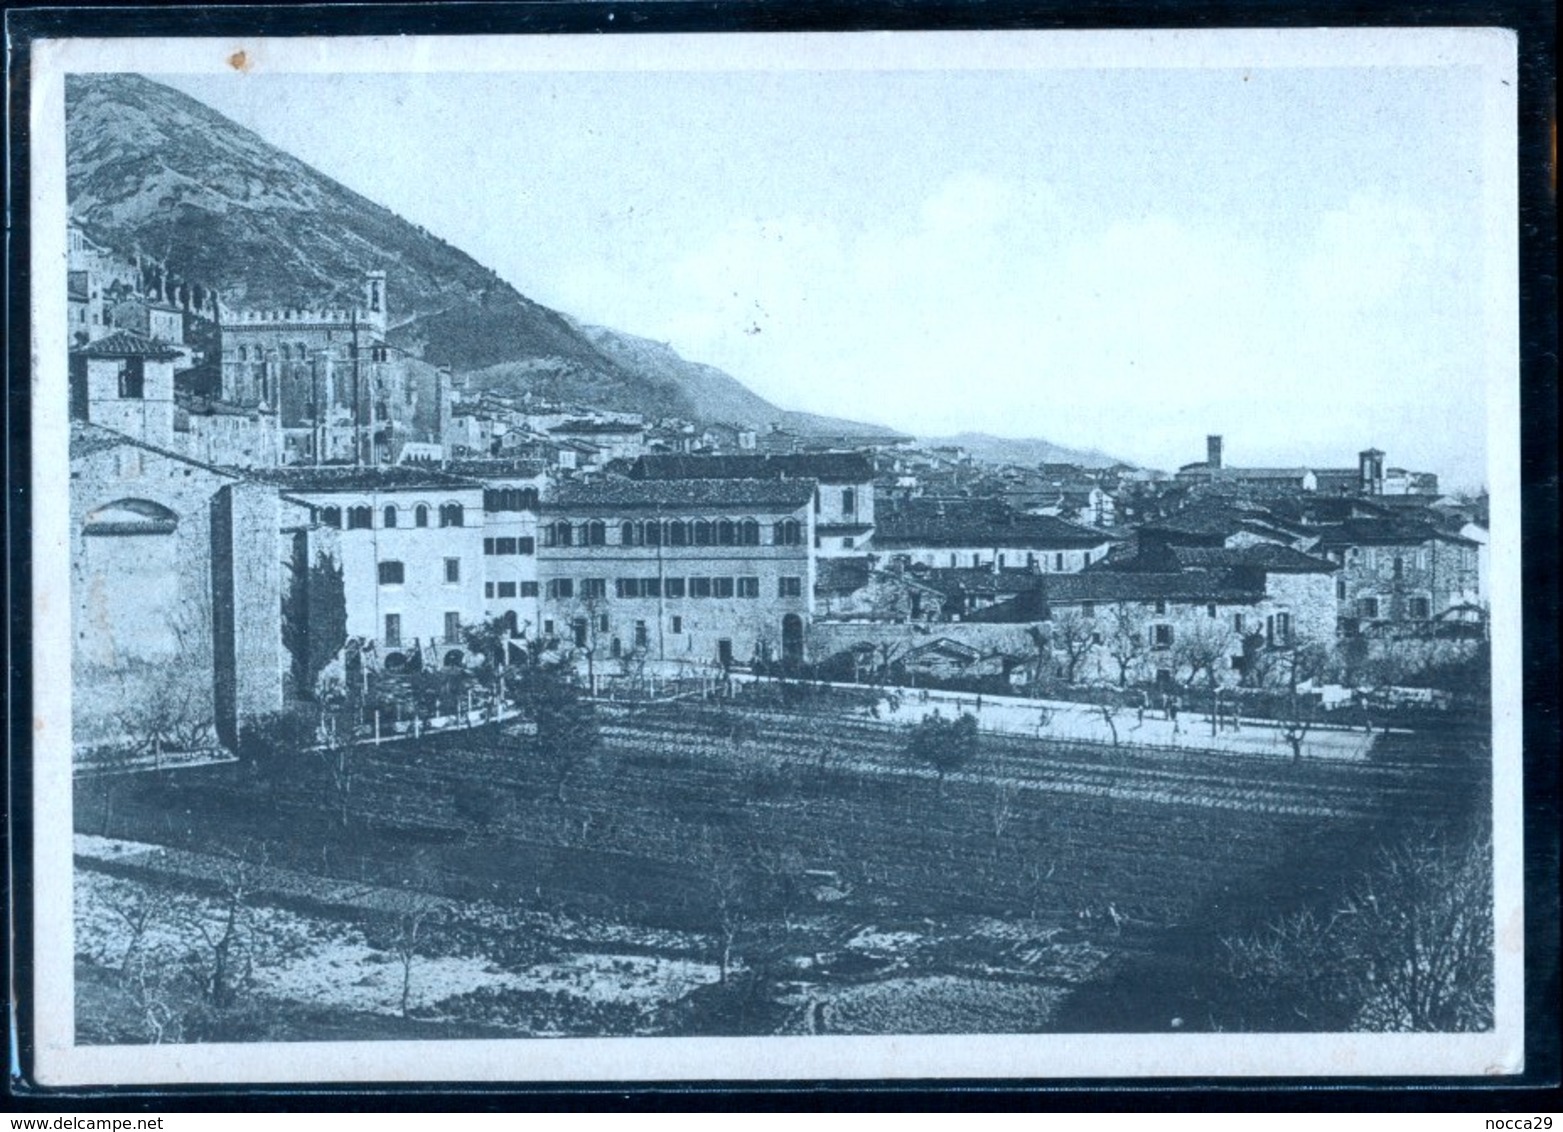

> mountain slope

[
  {"left": 920, "top": 432, "right": 1129, "bottom": 469},
  {"left": 578, "top": 326, "right": 906, "bottom": 437},
  {"left": 64, "top": 73, "right": 890, "bottom": 432}
]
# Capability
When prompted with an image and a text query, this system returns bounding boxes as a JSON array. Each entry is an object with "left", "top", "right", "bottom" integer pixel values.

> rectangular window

[
  {"left": 1081, "top": 602, "right": 1095, "bottom": 618},
  {"left": 1084, "top": 551, "right": 1093, "bottom": 566},
  {"left": 998, "top": 554, "right": 1006, "bottom": 569},
  {"left": 1153, "top": 624, "right": 1174, "bottom": 648},
  {"left": 117, "top": 358, "right": 145, "bottom": 399},
  {"left": 737, "top": 576, "right": 760, "bottom": 598},
  {"left": 378, "top": 561, "right": 405, "bottom": 585},
  {"left": 665, "top": 577, "right": 686, "bottom": 599},
  {"left": 689, "top": 577, "right": 713, "bottom": 599},
  {"left": 543, "top": 619, "right": 554, "bottom": 636},
  {"left": 642, "top": 577, "right": 662, "bottom": 598},
  {"left": 493, "top": 537, "right": 517, "bottom": 555},
  {"left": 1337, "top": 579, "right": 1347, "bottom": 600},
  {"left": 616, "top": 578, "right": 637, "bottom": 599},
  {"left": 572, "top": 618, "right": 588, "bottom": 648},
  {"left": 581, "top": 577, "right": 607, "bottom": 600},
  {"left": 1409, "top": 596, "right": 1431, "bottom": 619},
  {"left": 484, "top": 538, "right": 495, "bottom": 555},
  {"left": 497, "top": 581, "right": 518, "bottom": 599},
  {"left": 547, "top": 578, "right": 574, "bottom": 600},
  {"left": 1357, "top": 597, "right": 1380, "bottom": 619},
  {"left": 520, "top": 581, "right": 539, "bottom": 597},
  {"left": 1154, "top": 599, "right": 1168, "bottom": 615},
  {"left": 1233, "top": 613, "right": 1245, "bottom": 633},
  {"left": 634, "top": 621, "right": 649, "bottom": 649},
  {"left": 1272, "top": 612, "right": 1293, "bottom": 647},
  {"left": 444, "top": 611, "right": 461, "bottom": 642},
  {"left": 778, "top": 576, "right": 803, "bottom": 598},
  {"left": 842, "top": 537, "right": 856, "bottom": 549},
  {"left": 598, "top": 613, "right": 609, "bottom": 633},
  {"left": 713, "top": 577, "right": 736, "bottom": 598},
  {"left": 671, "top": 615, "right": 683, "bottom": 634},
  {"left": 1055, "top": 553, "right": 1064, "bottom": 571},
  {"left": 518, "top": 536, "right": 535, "bottom": 555},
  {"left": 1393, "top": 556, "right": 1404, "bottom": 579},
  {"left": 484, "top": 582, "right": 495, "bottom": 598},
  {"left": 1206, "top": 603, "right": 1218, "bottom": 619},
  {"left": 384, "top": 613, "right": 401, "bottom": 647},
  {"left": 842, "top": 487, "right": 856, "bottom": 516},
  {"left": 444, "top": 558, "right": 461, "bottom": 584}
]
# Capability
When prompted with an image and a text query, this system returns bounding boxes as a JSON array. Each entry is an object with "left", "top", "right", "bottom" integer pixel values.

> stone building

[
  {"left": 537, "top": 477, "right": 816, "bottom": 666},
  {"left": 1310, "top": 517, "right": 1482, "bottom": 634},
  {"left": 873, "top": 498, "right": 1114, "bottom": 572},
  {"left": 447, "top": 457, "right": 549, "bottom": 637},
  {"left": 69, "top": 423, "right": 306, "bottom": 756},
  {"left": 626, "top": 452, "right": 876, "bottom": 556},
  {"left": 249, "top": 465, "right": 488, "bottom": 666},
  {"left": 69, "top": 330, "right": 181, "bottom": 447},
  {"left": 218, "top": 272, "right": 451, "bottom": 465}
]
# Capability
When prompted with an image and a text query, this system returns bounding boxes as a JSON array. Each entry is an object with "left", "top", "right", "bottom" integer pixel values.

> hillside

[
  {"left": 63, "top": 73, "right": 891, "bottom": 433},
  {"left": 921, "top": 431, "right": 1130, "bottom": 469}
]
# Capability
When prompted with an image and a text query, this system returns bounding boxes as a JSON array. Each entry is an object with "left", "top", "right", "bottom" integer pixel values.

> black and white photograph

[{"left": 24, "top": 27, "right": 1524, "bottom": 1084}]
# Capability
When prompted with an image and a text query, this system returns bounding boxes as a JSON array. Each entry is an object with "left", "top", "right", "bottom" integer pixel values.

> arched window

[
  {"left": 693, "top": 520, "right": 713, "bottom": 547},
  {"left": 294, "top": 342, "right": 308, "bottom": 364},
  {"left": 716, "top": 519, "right": 736, "bottom": 546},
  {"left": 621, "top": 521, "right": 638, "bottom": 546},
  {"left": 773, "top": 519, "right": 800, "bottom": 546},
  {"left": 237, "top": 345, "right": 248, "bottom": 362},
  {"left": 439, "top": 502, "right": 464, "bottom": 528},
  {"left": 414, "top": 503, "right": 429, "bottom": 528},
  {"left": 82, "top": 498, "right": 179, "bottom": 537},
  {"left": 347, "top": 505, "right": 373, "bottom": 530},
  {"left": 644, "top": 520, "right": 662, "bottom": 547},
  {"left": 320, "top": 506, "right": 342, "bottom": 529},
  {"left": 383, "top": 504, "right": 398, "bottom": 529},
  {"left": 667, "top": 520, "right": 688, "bottom": 547},
  {"left": 739, "top": 519, "right": 760, "bottom": 546},
  {"left": 546, "top": 520, "right": 573, "bottom": 548},
  {"left": 584, "top": 520, "right": 606, "bottom": 546}
]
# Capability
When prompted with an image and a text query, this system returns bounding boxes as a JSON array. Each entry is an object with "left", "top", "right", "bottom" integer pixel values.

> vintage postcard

[{"left": 24, "top": 27, "right": 1523, "bottom": 1086}]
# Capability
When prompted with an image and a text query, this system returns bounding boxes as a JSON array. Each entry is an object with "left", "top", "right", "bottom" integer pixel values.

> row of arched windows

[
  {"left": 317, "top": 502, "right": 466, "bottom": 530},
  {"left": 233, "top": 342, "right": 313, "bottom": 363},
  {"left": 542, "top": 517, "right": 801, "bottom": 548}
]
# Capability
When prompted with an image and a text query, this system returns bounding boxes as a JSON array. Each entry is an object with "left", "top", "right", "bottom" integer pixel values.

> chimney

[{"left": 1207, "top": 435, "right": 1223, "bottom": 469}]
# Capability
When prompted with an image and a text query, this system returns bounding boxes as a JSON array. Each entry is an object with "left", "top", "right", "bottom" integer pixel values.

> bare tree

[
  {"left": 1043, "top": 612, "right": 1096, "bottom": 686},
  {"left": 1173, "top": 618, "right": 1238, "bottom": 737},
  {"left": 1104, "top": 602, "right": 1149, "bottom": 688},
  {"left": 1278, "top": 639, "right": 1332, "bottom": 764},
  {"left": 1221, "top": 826, "right": 1493, "bottom": 1032}
]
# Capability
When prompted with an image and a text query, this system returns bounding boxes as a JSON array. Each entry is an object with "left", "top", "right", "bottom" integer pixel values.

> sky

[{"left": 159, "top": 54, "right": 1503, "bottom": 488}]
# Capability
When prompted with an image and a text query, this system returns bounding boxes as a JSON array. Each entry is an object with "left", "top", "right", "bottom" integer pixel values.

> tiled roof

[
  {"left": 815, "top": 557, "right": 874, "bottom": 595},
  {"left": 549, "top": 419, "right": 645, "bottom": 434},
  {"left": 1310, "top": 518, "right": 1478, "bottom": 549},
  {"left": 912, "top": 567, "right": 1043, "bottom": 598},
  {"left": 963, "top": 587, "right": 1051, "bottom": 623},
  {"left": 69, "top": 421, "right": 239, "bottom": 481},
  {"left": 75, "top": 329, "right": 183, "bottom": 360},
  {"left": 444, "top": 458, "right": 549, "bottom": 480},
  {"left": 548, "top": 476, "right": 816, "bottom": 511},
  {"left": 1042, "top": 571, "right": 1264, "bottom": 604},
  {"left": 876, "top": 501, "right": 1111, "bottom": 549},
  {"left": 1170, "top": 544, "right": 1338, "bottom": 574},
  {"left": 629, "top": 452, "right": 874, "bottom": 483},
  {"left": 238, "top": 465, "right": 481, "bottom": 493}
]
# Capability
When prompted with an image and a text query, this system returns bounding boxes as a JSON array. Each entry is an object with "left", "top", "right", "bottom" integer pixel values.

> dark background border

[{"left": 6, "top": 0, "right": 1557, "bottom": 1112}]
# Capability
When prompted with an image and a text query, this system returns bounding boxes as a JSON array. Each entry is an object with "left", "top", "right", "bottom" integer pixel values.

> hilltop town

[{"left": 69, "top": 230, "right": 1488, "bottom": 764}]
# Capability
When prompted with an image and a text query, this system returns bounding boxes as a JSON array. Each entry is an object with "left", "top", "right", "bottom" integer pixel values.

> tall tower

[
  {"left": 1359, "top": 448, "right": 1385, "bottom": 495},
  {"left": 1206, "top": 435, "right": 1223, "bottom": 469},
  {"left": 364, "top": 271, "right": 388, "bottom": 335}
]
